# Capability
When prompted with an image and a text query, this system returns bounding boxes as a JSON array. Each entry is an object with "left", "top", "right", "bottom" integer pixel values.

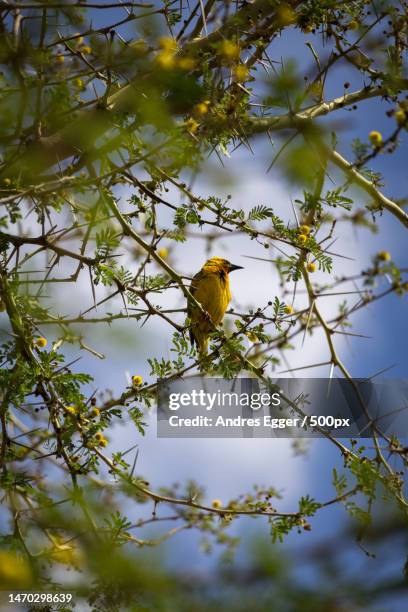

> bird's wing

[
  {"left": 187, "top": 270, "right": 203, "bottom": 345},
  {"left": 187, "top": 271, "right": 202, "bottom": 312}
]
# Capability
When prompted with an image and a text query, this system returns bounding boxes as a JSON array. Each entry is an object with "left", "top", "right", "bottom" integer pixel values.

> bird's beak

[{"left": 229, "top": 263, "right": 244, "bottom": 272}]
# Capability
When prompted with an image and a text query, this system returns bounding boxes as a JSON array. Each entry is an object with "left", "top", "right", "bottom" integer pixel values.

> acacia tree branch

[
  {"left": 248, "top": 84, "right": 393, "bottom": 133},
  {"left": 326, "top": 146, "right": 408, "bottom": 229}
]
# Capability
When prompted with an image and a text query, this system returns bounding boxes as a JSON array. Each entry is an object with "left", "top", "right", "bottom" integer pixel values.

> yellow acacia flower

[
  {"left": 132, "top": 375, "right": 143, "bottom": 387},
  {"left": 348, "top": 20, "right": 359, "bottom": 30},
  {"left": 80, "top": 45, "right": 92, "bottom": 55},
  {"left": 284, "top": 305, "right": 294, "bottom": 315},
  {"left": 2, "top": 178, "right": 11, "bottom": 187},
  {"left": 299, "top": 224, "right": 311, "bottom": 235},
  {"left": 56, "top": 54, "right": 64, "bottom": 64},
  {"left": 159, "top": 36, "right": 177, "bottom": 51},
  {"left": 377, "top": 250, "right": 391, "bottom": 262},
  {"left": 395, "top": 109, "right": 407, "bottom": 126},
  {"left": 219, "top": 40, "right": 240, "bottom": 62},
  {"left": 233, "top": 64, "right": 249, "bottom": 82},
  {"left": 297, "top": 234, "right": 307, "bottom": 245},
  {"left": 177, "top": 56, "right": 196, "bottom": 71},
  {"left": 0, "top": 550, "right": 33, "bottom": 588},
  {"left": 212, "top": 499, "right": 223, "bottom": 509},
  {"left": 90, "top": 407, "right": 100, "bottom": 418},
  {"left": 74, "top": 77, "right": 85, "bottom": 90},
  {"left": 158, "top": 247, "right": 168, "bottom": 259},
  {"left": 98, "top": 437, "right": 108, "bottom": 448},
  {"left": 307, "top": 262, "right": 317, "bottom": 273},
  {"left": 369, "top": 130, "right": 382, "bottom": 146},
  {"left": 156, "top": 50, "right": 176, "bottom": 70},
  {"left": 65, "top": 405, "right": 77, "bottom": 416},
  {"left": 35, "top": 337, "right": 47, "bottom": 348},
  {"left": 185, "top": 117, "right": 200, "bottom": 134},
  {"left": 277, "top": 5, "right": 296, "bottom": 26},
  {"left": 193, "top": 101, "right": 210, "bottom": 116}
]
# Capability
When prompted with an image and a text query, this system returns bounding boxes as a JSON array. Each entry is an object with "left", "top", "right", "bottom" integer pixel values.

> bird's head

[{"left": 202, "top": 257, "right": 243, "bottom": 275}]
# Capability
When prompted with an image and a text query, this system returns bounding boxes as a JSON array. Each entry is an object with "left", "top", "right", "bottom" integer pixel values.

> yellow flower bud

[
  {"left": 193, "top": 101, "right": 210, "bottom": 116},
  {"left": 56, "top": 53, "right": 64, "bottom": 64},
  {"left": 348, "top": 20, "right": 359, "bottom": 30},
  {"left": 233, "top": 64, "right": 249, "bottom": 82},
  {"left": 95, "top": 432, "right": 104, "bottom": 441},
  {"left": 212, "top": 499, "right": 223, "bottom": 509},
  {"left": 299, "top": 224, "right": 311, "bottom": 235},
  {"left": 158, "top": 247, "right": 168, "bottom": 259},
  {"left": 0, "top": 550, "right": 33, "bottom": 588},
  {"left": 2, "top": 178, "right": 11, "bottom": 187},
  {"left": 177, "top": 56, "right": 196, "bottom": 71},
  {"left": 64, "top": 405, "right": 77, "bottom": 416},
  {"left": 98, "top": 437, "right": 108, "bottom": 448},
  {"left": 156, "top": 50, "right": 176, "bottom": 70},
  {"left": 219, "top": 40, "right": 240, "bottom": 62},
  {"left": 395, "top": 109, "right": 407, "bottom": 126},
  {"left": 277, "top": 5, "right": 296, "bottom": 26},
  {"left": 80, "top": 45, "right": 92, "bottom": 55},
  {"left": 35, "top": 337, "right": 47, "bottom": 348},
  {"left": 90, "top": 407, "right": 100, "bottom": 418},
  {"left": 369, "top": 130, "right": 382, "bottom": 146},
  {"left": 307, "top": 262, "right": 317, "bottom": 273},
  {"left": 158, "top": 36, "right": 177, "bottom": 52},
  {"left": 74, "top": 77, "right": 85, "bottom": 90},
  {"left": 132, "top": 375, "right": 143, "bottom": 387},
  {"left": 284, "top": 305, "right": 294, "bottom": 315},
  {"left": 185, "top": 118, "right": 200, "bottom": 134},
  {"left": 297, "top": 234, "right": 307, "bottom": 245},
  {"left": 377, "top": 250, "right": 391, "bottom": 262}
]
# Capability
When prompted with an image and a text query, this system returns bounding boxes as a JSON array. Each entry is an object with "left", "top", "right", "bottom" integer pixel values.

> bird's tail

[
  {"left": 197, "top": 337, "right": 208, "bottom": 355},
  {"left": 189, "top": 326, "right": 209, "bottom": 355}
]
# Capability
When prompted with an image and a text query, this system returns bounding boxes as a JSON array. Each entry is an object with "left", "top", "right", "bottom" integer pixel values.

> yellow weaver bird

[{"left": 188, "top": 257, "right": 243, "bottom": 353}]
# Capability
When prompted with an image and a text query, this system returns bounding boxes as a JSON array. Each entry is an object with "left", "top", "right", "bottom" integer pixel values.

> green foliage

[
  {"left": 103, "top": 511, "right": 132, "bottom": 545},
  {"left": 298, "top": 495, "right": 321, "bottom": 516},
  {"left": 279, "top": 255, "right": 304, "bottom": 282},
  {"left": 247, "top": 205, "right": 275, "bottom": 221},
  {"left": 95, "top": 226, "right": 121, "bottom": 261},
  {"left": 270, "top": 516, "right": 300, "bottom": 544},
  {"left": 174, "top": 205, "right": 201, "bottom": 228},
  {"left": 128, "top": 407, "right": 146, "bottom": 436},
  {"left": 296, "top": 187, "right": 353, "bottom": 216}
]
